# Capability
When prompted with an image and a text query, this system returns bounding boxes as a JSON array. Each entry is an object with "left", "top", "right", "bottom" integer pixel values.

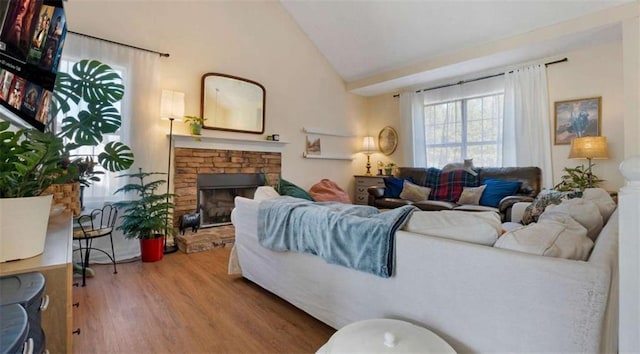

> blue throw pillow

[
  {"left": 478, "top": 179, "right": 522, "bottom": 207},
  {"left": 383, "top": 177, "right": 413, "bottom": 198}
]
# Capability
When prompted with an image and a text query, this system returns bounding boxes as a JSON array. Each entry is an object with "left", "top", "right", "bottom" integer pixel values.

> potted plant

[
  {"left": 0, "top": 59, "right": 134, "bottom": 262},
  {"left": 113, "top": 169, "right": 175, "bottom": 262},
  {"left": 384, "top": 162, "right": 397, "bottom": 176},
  {"left": 184, "top": 115, "right": 206, "bottom": 136},
  {"left": 554, "top": 164, "right": 604, "bottom": 192}
]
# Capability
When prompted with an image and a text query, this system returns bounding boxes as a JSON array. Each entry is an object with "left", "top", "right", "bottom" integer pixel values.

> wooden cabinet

[
  {"left": 354, "top": 175, "right": 385, "bottom": 205},
  {"left": 0, "top": 213, "right": 73, "bottom": 354}
]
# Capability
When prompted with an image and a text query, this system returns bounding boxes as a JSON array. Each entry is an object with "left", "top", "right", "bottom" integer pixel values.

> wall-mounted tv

[{"left": 0, "top": 0, "right": 66, "bottom": 132}]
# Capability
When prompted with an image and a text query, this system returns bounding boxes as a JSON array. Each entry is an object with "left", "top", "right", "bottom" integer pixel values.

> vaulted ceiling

[{"left": 281, "top": 0, "right": 634, "bottom": 96}]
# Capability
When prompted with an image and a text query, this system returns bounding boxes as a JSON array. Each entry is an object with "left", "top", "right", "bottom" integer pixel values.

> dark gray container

[
  {"left": 0, "top": 304, "right": 29, "bottom": 354},
  {"left": 0, "top": 272, "right": 46, "bottom": 354}
]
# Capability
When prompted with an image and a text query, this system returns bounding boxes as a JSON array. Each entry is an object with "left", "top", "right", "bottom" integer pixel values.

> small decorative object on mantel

[
  {"left": 377, "top": 161, "right": 384, "bottom": 176},
  {"left": 184, "top": 115, "right": 206, "bottom": 140},
  {"left": 378, "top": 126, "right": 398, "bottom": 155}
]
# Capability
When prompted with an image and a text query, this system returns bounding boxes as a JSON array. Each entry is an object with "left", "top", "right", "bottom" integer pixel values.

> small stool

[{"left": 317, "top": 319, "right": 456, "bottom": 353}]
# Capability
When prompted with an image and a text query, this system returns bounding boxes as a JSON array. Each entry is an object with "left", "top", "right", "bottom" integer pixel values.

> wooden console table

[
  {"left": 0, "top": 213, "right": 74, "bottom": 354},
  {"left": 354, "top": 175, "right": 385, "bottom": 205}
]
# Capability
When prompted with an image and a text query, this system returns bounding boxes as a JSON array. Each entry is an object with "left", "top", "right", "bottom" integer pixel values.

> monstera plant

[
  {"left": 0, "top": 59, "right": 134, "bottom": 198},
  {"left": 0, "top": 59, "right": 134, "bottom": 261}
]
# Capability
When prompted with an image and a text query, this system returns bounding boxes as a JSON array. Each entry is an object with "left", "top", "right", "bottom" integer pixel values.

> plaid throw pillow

[{"left": 427, "top": 168, "right": 479, "bottom": 202}]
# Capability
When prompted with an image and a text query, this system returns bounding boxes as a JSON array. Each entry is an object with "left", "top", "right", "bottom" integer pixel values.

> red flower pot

[{"left": 140, "top": 235, "right": 164, "bottom": 262}]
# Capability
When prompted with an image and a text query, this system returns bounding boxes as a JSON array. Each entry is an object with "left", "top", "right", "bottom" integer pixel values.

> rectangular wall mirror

[{"left": 201, "top": 73, "right": 265, "bottom": 134}]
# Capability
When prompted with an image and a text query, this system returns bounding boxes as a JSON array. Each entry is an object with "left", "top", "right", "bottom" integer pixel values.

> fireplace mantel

[{"left": 171, "top": 134, "right": 288, "bottom": 153}]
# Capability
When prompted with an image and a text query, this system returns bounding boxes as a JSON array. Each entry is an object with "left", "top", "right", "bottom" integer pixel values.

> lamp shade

[
  {"left": 361, "top": 136, "right": 376, "bottom": 153},
  {"left": 569, "top": 136, "right": 609, "bottom": 160},
  {"left": 160, "top": 90, "right": 185, "bottom": 121}
]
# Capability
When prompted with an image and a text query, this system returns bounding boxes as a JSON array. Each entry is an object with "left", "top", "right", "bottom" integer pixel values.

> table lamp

[
  {"left": 569, "top": 136, "right": 609, "bottom": 188},
  {"left": 361, "top": 136, "right": 376, "bottom": 175}
]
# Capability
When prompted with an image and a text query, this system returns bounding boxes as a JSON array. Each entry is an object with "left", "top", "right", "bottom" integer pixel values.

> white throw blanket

[{"left": 402, "top": 210, "right": 502, "bottom": 246}]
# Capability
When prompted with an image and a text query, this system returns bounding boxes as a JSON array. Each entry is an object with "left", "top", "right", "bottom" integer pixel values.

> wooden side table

[{"left": 354, "top": 175, "right": 385, "bottom": 205}]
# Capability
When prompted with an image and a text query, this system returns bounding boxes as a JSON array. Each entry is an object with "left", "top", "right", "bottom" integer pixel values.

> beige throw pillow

[
  {"left": 457, "top": 185, "right": 486, "bottom": 205},
  {"left": 544, "top": 198, "right": 603, "bottom": 241},
  {"left": 399, "top": 180, "right": 431, "bottom": 202},
  {"left": 495, "top": 212, "right": 593, "bottom": 261}
]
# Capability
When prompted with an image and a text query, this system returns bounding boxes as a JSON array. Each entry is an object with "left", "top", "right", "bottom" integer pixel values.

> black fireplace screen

[{"left": 197, "top": 173, "right": 265, "bottom": 227}]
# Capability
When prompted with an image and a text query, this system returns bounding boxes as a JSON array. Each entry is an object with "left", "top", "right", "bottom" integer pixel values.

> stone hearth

[{"left": 175, "top": 225, "right": 235, "bottom": 253}]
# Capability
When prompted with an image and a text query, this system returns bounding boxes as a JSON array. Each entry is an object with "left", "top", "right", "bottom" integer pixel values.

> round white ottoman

[{"left": 317, "top": 319, "right": 456, "bottom": 353}]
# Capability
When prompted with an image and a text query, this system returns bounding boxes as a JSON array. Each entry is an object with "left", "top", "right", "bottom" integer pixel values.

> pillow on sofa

[
  {"left": 399, "top": 180, "right": 431, "bottom": 202},
  {"left": 309, "top": 179, "right": 351, "bottom": 203},
  {"left": 582, "top": 188, "right": 616, "bottom": 223},
  {"left": 543, "top": 198, "right": 603, "bottom": 241},
  {"left": 495, "top": 212, "right": 593, "bottom": 261},
  {"left": 277, "top": 178, "right": 314, "bottom": 201},
  {"left": 521, "top": 190, "right": 576, "bottom": 225},
  {"left": 457, "top": 185, "right": 486, "bottom": 205},
  {"left": 478, "top": 179, "right": 521, "bottom": 208},
  {"left": 383, "top": 177, "right": 413, "bottom": 198},
  {"left": 253, "top": 186, "right": 280, "bottom": 201}
]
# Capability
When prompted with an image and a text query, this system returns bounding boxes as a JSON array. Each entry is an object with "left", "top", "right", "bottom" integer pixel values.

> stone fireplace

[{"left": 173, "top": 143, "right": 281, "bottom": 230}]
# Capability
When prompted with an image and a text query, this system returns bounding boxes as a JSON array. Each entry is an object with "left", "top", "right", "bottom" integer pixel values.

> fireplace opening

[{"left": 197, "top": 173, "right": 265, "bottom": 228}]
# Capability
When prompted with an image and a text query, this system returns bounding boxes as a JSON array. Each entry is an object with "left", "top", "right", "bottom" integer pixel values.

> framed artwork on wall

[
  {"left": 378, "top": 126, "right": 398, "bottom": 155},
  {"left": 554, "top": 96, "right": 602, "bottom": 145}
]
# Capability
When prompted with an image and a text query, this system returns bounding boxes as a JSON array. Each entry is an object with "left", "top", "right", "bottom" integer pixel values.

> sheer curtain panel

[
  {"left": 503, "top": 65, "right": 553, "bottom": 188},
  {"left": 61, "top": 32, "right": 161, "bottom": 262}
]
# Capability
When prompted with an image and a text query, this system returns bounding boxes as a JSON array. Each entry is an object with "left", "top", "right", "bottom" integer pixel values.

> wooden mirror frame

[{"left": 201, "top": 73, "right": 266, "bottom": 134}]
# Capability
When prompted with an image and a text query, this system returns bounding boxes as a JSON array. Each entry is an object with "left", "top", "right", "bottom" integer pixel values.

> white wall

[
  {"left": 63, "top": 1, "right": 367, "bottom": 197},
  {"left": 547, "top": 40, "right": 625, "bottom": 191}
]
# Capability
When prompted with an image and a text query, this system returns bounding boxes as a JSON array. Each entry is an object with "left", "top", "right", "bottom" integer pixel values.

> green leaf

[
  {"left": 98, "top": 142, "right": 134, "bottom": 172},
  {"left": 72, "top": 60, "right": 124, "bottom": 104}
]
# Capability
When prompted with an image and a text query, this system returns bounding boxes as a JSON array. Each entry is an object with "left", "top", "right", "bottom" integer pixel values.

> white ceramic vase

[{"left": 0, "top": 194, "right": 53, "bottom": 262}]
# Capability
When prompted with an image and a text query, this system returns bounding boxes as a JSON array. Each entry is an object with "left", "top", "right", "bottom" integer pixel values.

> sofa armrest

[
  {"left": 499, "top": 195, "right": 534, "bottom": 221},
  {"left": 509, "top": 202, "right": 532, "bottom": 224},
  {"left": 367, "top": 186, "right": 385, "bottom": 198}
]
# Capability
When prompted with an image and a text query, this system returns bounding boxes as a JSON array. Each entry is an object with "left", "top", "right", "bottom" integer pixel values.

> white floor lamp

[{"left": 160, "top": 89, "right": 184, "bottom": 254}]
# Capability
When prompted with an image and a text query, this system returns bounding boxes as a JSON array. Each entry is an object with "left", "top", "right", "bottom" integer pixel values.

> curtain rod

[
  {"left": 68, "top": 30, "right": 170, "bottom": 57},
  {"left": 392, "top": 57, "right": 568, "bottom": 97}
]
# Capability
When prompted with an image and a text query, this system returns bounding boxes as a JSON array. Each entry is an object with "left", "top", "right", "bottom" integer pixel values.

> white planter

[{"left": 0, "top": 195, "right": 53, "bottom": 262}]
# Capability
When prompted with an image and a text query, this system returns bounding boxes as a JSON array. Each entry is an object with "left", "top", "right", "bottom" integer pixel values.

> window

[
  {"left": 423, "top": 93, "right": 503, "bottom": 168},
  {"left": 56, "top": 59, "right": 127, "bottom": 203}
]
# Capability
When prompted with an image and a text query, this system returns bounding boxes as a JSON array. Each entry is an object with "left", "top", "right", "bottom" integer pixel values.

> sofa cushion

[
  {"left": 457, "top": 185, "right": 486, "bottom": 205},
  {"left": 544, "top": 199, "right": 603, "bottom": 241},
  {"left": 521, "top": 190, "right": 576, "bottom": 225},
  {"left": 495, "top": 212, "right": 593, "bottom": 260},
  {"left": 309, "top": 179, "right": 351, "bottom": 203},
  {"left": 375, "top": 198, "right": 414, "bottom": 209},
  {"left": 277, "top": 178, "right": 314, "bottom": 201},
  {"left": 453, "top": 204, "right": 499, "bottom": 213},
  {"left": 399, "top": 180, "right": 431, "bottom": 202},
  {"left": 427, "top": 168, "right": 479, "bottom": 202},
  {"left": 581, "top": 188, "right": 616, "bottom": 223},
  {"left": 254, "top": 186, "right": 280, "bottom": 201},
  {"left": 383, "top": 177, "right": 413, "bottom": 198},
  {"left": 403, "top": 210, "right": 501, "bottom": 246},
  {"left": 479, "top": 179, "right": 521, "bottom": 208},
  {"left": 413, "top": 200, "right": 457, "bottom": 211}
]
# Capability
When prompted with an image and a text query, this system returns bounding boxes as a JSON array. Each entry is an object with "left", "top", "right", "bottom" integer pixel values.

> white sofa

[{"left": 231, "top": 196, "right": 618, "bottom": 353}]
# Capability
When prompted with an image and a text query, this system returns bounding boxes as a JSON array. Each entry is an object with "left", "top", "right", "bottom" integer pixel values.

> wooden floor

[{"left": 72, "top": 247, "right": 335, "bottom": 353}]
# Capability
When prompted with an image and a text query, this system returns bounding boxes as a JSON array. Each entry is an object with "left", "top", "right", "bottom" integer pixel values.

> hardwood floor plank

[{"left": 73, "top": 247, "right": 335, "bottom": 353}]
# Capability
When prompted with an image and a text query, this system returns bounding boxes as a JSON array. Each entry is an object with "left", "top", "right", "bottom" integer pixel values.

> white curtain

[
  {"left": 503, "top": 65, "right": 553, "bottom": 189},
  {"left": 399, "top": 91, "right": 425, "bottom": 167},
  {"left": 61, "top": 33, "right": 161, "bottom": 263}
]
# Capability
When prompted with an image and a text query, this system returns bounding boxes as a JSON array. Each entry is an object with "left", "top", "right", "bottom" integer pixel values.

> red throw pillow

[{"left": 309, "top": 179, "right": 351, "bottom": 203}]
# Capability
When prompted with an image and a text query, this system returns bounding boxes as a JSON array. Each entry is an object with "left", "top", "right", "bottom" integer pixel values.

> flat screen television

[{"left": 0, "top": 0, "right": 66, "bottom": 131}]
